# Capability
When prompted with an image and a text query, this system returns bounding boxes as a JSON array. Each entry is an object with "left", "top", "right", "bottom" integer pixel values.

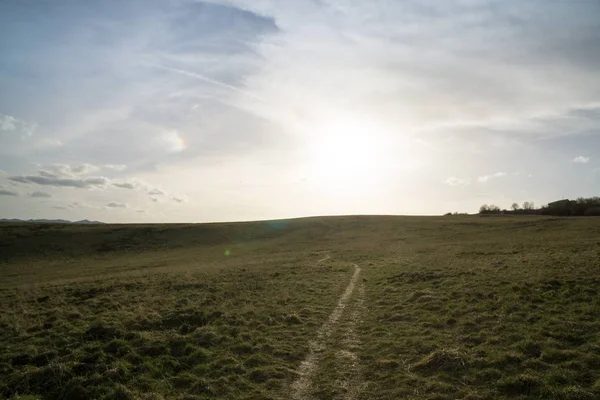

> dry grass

[
  {"left": 1, "top": 216, "right": 600, "bottom": 399},
  {"left": 357, "top": 216, "right": 600, "bottom": 399}
]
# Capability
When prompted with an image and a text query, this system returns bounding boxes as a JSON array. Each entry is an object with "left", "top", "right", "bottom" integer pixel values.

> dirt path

[
  {"left": 333, "top": 281, "right": 365, "bottom": 399},
  {"left": 290, "top": 259, "right": 364, "bottom": 400}
]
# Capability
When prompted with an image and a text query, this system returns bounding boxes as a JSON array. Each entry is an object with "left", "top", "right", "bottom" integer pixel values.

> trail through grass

[{"left": 291, "top": 262, "right": 363, "bottom": 400}]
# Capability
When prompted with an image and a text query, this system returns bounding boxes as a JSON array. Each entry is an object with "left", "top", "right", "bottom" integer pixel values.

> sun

[{"left": 306, "top": 117, "right": 387, "bottom": 188}]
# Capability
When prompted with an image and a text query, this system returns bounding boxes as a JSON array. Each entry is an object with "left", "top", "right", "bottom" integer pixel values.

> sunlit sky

[{"left": 1, "top": 1, "right": 599, "bottom": 222}]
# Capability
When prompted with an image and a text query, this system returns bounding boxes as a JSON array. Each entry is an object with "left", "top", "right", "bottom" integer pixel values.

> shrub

[{"left": 584, "top": 207, "right": 600, "bottom": 216}]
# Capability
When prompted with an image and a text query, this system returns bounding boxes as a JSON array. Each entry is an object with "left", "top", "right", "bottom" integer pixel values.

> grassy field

[{"left": 1, "top": 216, "right": 600, "bottom": 399}]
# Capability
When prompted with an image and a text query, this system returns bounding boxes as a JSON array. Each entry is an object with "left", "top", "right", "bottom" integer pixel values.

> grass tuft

[{"left": 411, "top": 349, "right": 468, "bottom": 374}]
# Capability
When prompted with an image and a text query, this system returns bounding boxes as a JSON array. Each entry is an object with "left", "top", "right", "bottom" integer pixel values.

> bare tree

[
  {"left": 511, "top": 203, "right": 520, "bottom": 211},
  {"left": 489, "top": 205, "right": 501, "bottom": 213}
]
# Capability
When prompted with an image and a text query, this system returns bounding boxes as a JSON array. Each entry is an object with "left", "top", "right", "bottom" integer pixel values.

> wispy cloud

[
  {"left": 478, "top": 172, "right": 507, "bottom": 183},
  {"left": 29, "top": 191, "right": 52, "bottom": 198},
  {"left": 9, "top": 165, "right": 169, "bottom": 201},
  {"left": 149, "top": 63, "right": 264, "bottom": 102},
  {"left": 112, "top": 180, "right": 169, "bottom": 201},
  {"left": 0, "top": 115, "right": 17, "bottom": 131},
  {"left": 35, "top": 138, "right": 63, "bottom": 148},
  {"left": 158, "top": 130, "right": 186, "bottom": 153},
  {"left": 0, "top": 114, "right": 37, "bottom": 138},
  {"left": 50, "top": 201, "right": 95, "bottom": 210},
  {"left": 0, "top": 187, "right": 18, "bottom": 196},
  {"left": 148, "top": 188, "right": 165, "bottom": 196},
  {"left": 106, "top": 202, "right": 127, "bottom": 209},
  {"left": 230, "top": 2, "right": 600, "bottom": 144},
  {"left": 113, "top": 182, "right": 136, "bottom": 189},
  {"left": 103, "top": 164, "right": 127, "bottom": 171},
  {"left": 38, "top": 163, "right": 100, "bottom": 178},
  {"left": 10, "top": 175, "right": 109, "bottom": 188},
  {"left": 68, "top": 202, "right": 92, "bottom": 209},
  {"left": 445, "top": 177, "right": 470, "bottom": 187},
  {"left": 573, "top": 156, "right": 590, "bottom": 164}
]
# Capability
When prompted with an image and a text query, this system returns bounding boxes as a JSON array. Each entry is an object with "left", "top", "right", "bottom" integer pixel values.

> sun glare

[{"left": 307, "top": 117, "right": 388, "bottom": 189}]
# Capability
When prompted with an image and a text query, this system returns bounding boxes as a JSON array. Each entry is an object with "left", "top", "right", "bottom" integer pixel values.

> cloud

[
  {"left": 478, "top": 172, "right": 508, "bottom": 183},
  {"left": 148, "top": 188, "right": 165, "bottom": 196},
  {"left": 158, "top": 130, "right": 186, "bottom": 153},
  {"left": 113, "top": 182, "right": 137, "bottom": 189},
  {"left": 38, "top": 163, "right": 100, "bottom": 178},
  {"left": 106, "top": 201, "right": 127, "bottom": 208},
  {"left": 69, "top": 202, "right": 94, "bottom": 209},
  {"left": 103, "top": 164, "right": 127, "bottom": 171},
  {"left": 445, "top": 177, "right": 470, "bottom": 187},
  {"left": 573, "top": 156, "right": 591, "bottom": 164},
  {"left": 113, "top": 181, "right": 167, "bottom": 200},
  {"left": 8, "top": 163, "right": 134, "bottom": 190},
  {"left": 10, "top": 175, "right": 109, "bottom": 188},
  {"left": 150, "top": 197, "right": 159, "bottom": 202},
  {"left": 223, "top": 1, "right": 600, "bottom": 159},
  {"left": 0, "top": 115, "right": 17, "bottom": 131},
  {"left": 63, "top": 163, "right": 99, "bottom": 176},
  {"left": 172, "top": 196, "right": 185, "bottom": 203},
  {"left": 0, "top": 188, "right": 18, "bottom": 196},
  {"left": 0, "top": 114, "right": 37, "bottom": 138},
  {"left": 9, "top": 164, "right": 170, "bottom": 225},
  {"left": 35, "top": 138, "right": 63, "bottom": 148},
  {"left": 50, "top": 201, "right": 94, "bottom": 210},
  {"left": 149, "top": 63, "right": 264, "bottom": 102},
  {"left": 29, "top": 191, "right": 51, "bottom": 198},
  {"left": 40, "top": 163, "right": 126, "bottom": 176}
]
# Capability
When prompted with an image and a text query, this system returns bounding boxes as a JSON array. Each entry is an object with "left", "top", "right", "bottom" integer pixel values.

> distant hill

[{"left": 0, "top": 218, "right": 104, "bottom": 224}]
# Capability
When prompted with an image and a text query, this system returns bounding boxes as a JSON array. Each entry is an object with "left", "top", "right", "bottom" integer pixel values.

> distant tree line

[
  {"left": 478, "top": 197, "right": 600, "bottom": 216},
  {"left": 443, "top": 212, "right": 470, "bottom": 216}
]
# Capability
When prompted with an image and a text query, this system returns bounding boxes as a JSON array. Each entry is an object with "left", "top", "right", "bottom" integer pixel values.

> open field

[{"left": 1, "top": 216, "right": 600, "bottom": 399}]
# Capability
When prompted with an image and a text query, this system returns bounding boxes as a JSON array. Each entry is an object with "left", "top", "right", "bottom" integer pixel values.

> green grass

[
  {"left": 358, "top": 217, "right": 600, "bottom": 400},
  {"left": 1, "top": 216, "right": 600, "bottom": 399}
]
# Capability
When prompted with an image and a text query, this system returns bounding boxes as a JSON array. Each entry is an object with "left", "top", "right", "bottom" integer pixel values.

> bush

[{"left": 584, "top": 207, "right": 600, "bottom": 216}]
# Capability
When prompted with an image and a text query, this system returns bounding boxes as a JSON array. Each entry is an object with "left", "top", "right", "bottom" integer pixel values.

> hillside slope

[{"left": 1, "top": 216, "right": 599, "bottom": 399}]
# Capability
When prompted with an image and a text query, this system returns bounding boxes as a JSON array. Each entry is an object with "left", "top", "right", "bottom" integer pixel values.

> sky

[{"left": 1, "top": 0, "right": 599, "bottom": 222}]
